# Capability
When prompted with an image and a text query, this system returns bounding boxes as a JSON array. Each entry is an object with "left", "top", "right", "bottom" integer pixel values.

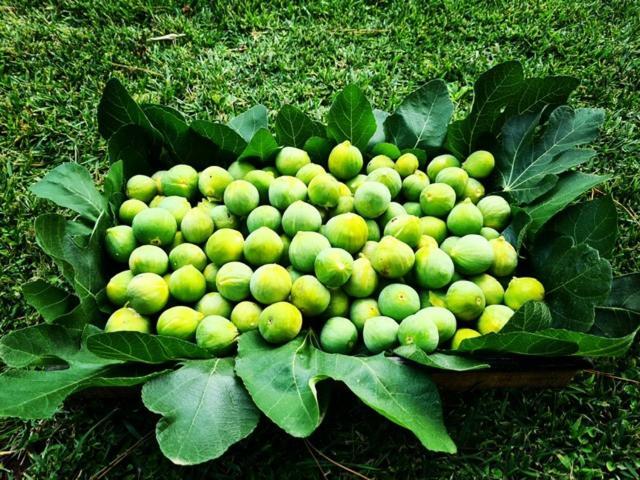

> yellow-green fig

[
  {"left": 350, "top": 298, "right": 380, "bottom": 331},
  {"left": 477, "top": 195, "right": 511, "bottom": 230},
  {"left": 370, "top": 236, "right": 415, "bottom": 279},
  {"left": 402, "top": 171, "right": 430, "bottom": 201},
  {"left": 198, "top": 166, "right": 233, "bottom": 200},
  {"left": 324, "top": 213, "right": 368, "bottom": 254},
  {"left": 282, "top": 201, "right": 322, "bottom": 236},
  {"left": 504, "top": 277, "right": 545, "bottom": 310},
  {"left": 419, "top": 183, "right": 456, "bottom": 217},
  {"left": 426, "top": 154, "right": 460, "bottom": 181},
  {"left": 366, "top": 154, "right": 395, "bottom": 173},
  {"left": 106, "top": 270, "right": 134, "bottom": 306},
  {"left": 205, "top": 229, "right": 244, "bottom": 266},
  {"left": 435, "top": 166, "right": 469, "bottom": 197},
  {"left": 118, "top": 199, "right": 148, "bottom": 225},
  {"left": 258, "top": 302, "right": 303, "bottom": 343},
  {"left": 398, "top": 313, "right": 439, "bottom": 353},
  {"left": 367, "top": 167, "right": 403, "bottom": 198},
  {"left": 463, "top": 177, "right": 485, "bottom": 204},
  {"left": 354, "top": 182, "right": 391, "bottom": 218},
  {"left": 243, "top": 227, "right": 284, "bottom": 266},
  {"left": 462, "top": 150, "right": 495, "bottom": 179},
  {"left": 105, "top": 225, "right": 137, "bottom": 263},
  {"left": 126, "top": 175, "right": 157, "bottom": 203},
  {"left": 180, "top": 208, "right": 214, "bottom": 244},
  {"left": 195, "top": 315, "right": 239, "bottom": 355},
  {"left": 269, "top": 175, "right": 308, "bottom": 209},
  {"left": 290, "top": 275, "right": 331, "bottom": 316},
  {"left": 169, "top": 265, "right": 207, "bottom": 303},
  {"left": 276, "top": 146, "right": 311, "bottom": 176},
  {"left": 451, "top": 328, "right": 481, "bottom": 350},
  {"left": 314, "top": 248, "right": 354, "bottom": 288},
  {"left": 161, "top": 164, "right": 199, "bottom": 199},
  {"left": 394, "top": 153, "right": 419, "bottom": 178},
  {"left": 343, "top": 257, "right": 378, "bottom": 298},
  {"left": 296, "top": 163, "right": 326, "bottom": 185},
  {"left": 157, "top": 306, "right": 203, "bottom": 340},
  {"left": 288, "top": 231, "right": 331, "bottom": 273},
  {"left": 250, "top": 264, "right": 292, "bottom": 304},
  {"left": 230, "top": 301, "right": 262, "bottom": 332},
  {"left": 449, "top": 234, "right": 494, "bottom": 275},
  {"left": 126, "top": 273, "right": 169, "bottom": 315},
  {"left": 105, "top": 307, "right": 150, "bottom": 333},
  {"left": 307, "top": 173, "right": 341, "bottom": 208},
  {"left": 489, "top": 236, "right": 518, "bottom": 277},
  {"left": 383, "top": 214, "right": 422, "bottom": 248},
  {"left": 477, "top": 304, "right": 514, "bottom": 334},
  {"left": 320, "top": 317, "right": 358, "bottom": 354},
  {"left": 328, "top": 141, "right": 363, "bottom": 180},
  {"left": 196, "top": 292, "right": 233, "bottom": 318},
  {"left": 470, "top": 273, "right": 504, "bottom": 305},
  {"left": 419, "top": 216, "right": 447, "bottom": 244},
  {"left": 215, "top": 262, "right": 253, "bottom": 301},
  {"left": 445, "top": 280, "right": 486, "bottom": 321},
  {"left": 224, "top": 180, "right": 260, "bottom": 217},
  {"left": 446, "top": 198, "right": 484, "bottom": 236},
  {"left": 414, "top": 247, "right": 454, "bottom": 289}
]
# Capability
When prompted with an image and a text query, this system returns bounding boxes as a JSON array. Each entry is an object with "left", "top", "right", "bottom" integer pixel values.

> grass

[{"left": 1, "top": 0, "right": 639, "bottom": 478}]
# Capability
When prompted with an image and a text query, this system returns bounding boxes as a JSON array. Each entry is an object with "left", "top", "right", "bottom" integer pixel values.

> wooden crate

[{"left": 430, "top": 356, "right": 592, "bottom": 391}]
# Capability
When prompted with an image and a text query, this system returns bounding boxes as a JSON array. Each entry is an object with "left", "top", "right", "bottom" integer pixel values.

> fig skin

[{"left": 504, "top": 277, "right": 545, "bottom": 310}]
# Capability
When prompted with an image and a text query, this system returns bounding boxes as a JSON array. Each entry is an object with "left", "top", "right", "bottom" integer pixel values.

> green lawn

[{"left": 1, "top": 0, "right": 639, "bottom": 478}]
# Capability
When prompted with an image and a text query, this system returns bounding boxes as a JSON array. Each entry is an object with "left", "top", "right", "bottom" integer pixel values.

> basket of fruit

[{"left": 1, "top": 61, "right": 637, "bottom": 464}]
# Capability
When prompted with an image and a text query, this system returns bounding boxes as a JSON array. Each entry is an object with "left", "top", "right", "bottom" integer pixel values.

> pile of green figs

[{"left": 104, "top": 141, "right": 545, "bottom": 355}]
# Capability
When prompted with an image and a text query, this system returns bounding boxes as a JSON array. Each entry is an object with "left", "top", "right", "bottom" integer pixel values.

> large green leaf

[
  {"left": 0, "top": 325, "right": 163, "bottom": 419},
  {"left": 545, "top": 329, "right": 638, "bottom": 357},
  {"left": 107, "top": 124, "right": 159, "bottom": 177},
  {"left": 236, "top": 332, "right": 456, "bottom": 453},
  {"left": 445, "top": 62, "right": 578, "bottom": 158},
  {"left": 496, "top": 107, "right": 604, "bottom": 203},
  {"left": 142, "top": 359, "right": 259, "bottom": 465},
  {"left": 98, "top": 78, "right": 155, "bottom": 140},
  {"left": 368, "top": 109, "right": 390, "bottom": 148},
  {"left": 228, "top": 105, "right": 269, "bottom": 142},
  {"left": 274, "top": 105, "right": 322, "bottom": 148},
  {"left": 238, "top": 128, "right": 280, "bottom": 163},
  {"left": 191, "top": 120, "right": 247, "bottom": 160},
  {"left": 235, "top": 332, "right": 324, "bottom": 437},
  {"left": 317, "top": 353, "right": 456, "bottom": 453},
  {"left": 524, "top": 172, "right": 609, "bottom": 236},
  {"left": 303, "top": 136, "right": 334, "bottom": 165},
  {"left": 445, "top": 62, "right": 524, "bottom": 158},
  {"left": 326, "top": 84, "right": 377, "bottom": 151},
  {"left": 501, "top": 75, "right": 580, "bottom": 121},
  {"left": 384, "top": 80, "right": 453, "bottom": 152},
  {"left": 30, "top": 163, "right": 107, "bottom": 222},
  {"left": 393, "top": 346, "right": 490, "bottom": 371},
  {"left": 546, "top": 196, "right": 617, "bottom": 258},
  {"left": 501, "top": 301, "right": 552, "bottom": 333},
  {"left": 103, "top": 160, "right": 125, "bottom": 211},
  {"left": 87, "top": 332, "right": 210, "bottom": 364},
  {"left": 533, "top": 241, "right": 612, "bottom": 331},
  {"left": 0, "top": 324, "right": 79, "bottom": 368},
  {"left": 141, "top": 103, "right": 186, "bottom": 122},
  {"left": 501, "top": 207, "right": 532, "bottom": 251},
  {"left": 457, "top": 331, "right": 578, "bottom": 356},
  {"left": 22, "top": 280, "right": 78, "bottom": 323},
  {"left": 592, "top": 273, "right": 640, "bottom": 336},
  {"left": 34, "top": 213, "right": 109, "bottom": 327}
]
